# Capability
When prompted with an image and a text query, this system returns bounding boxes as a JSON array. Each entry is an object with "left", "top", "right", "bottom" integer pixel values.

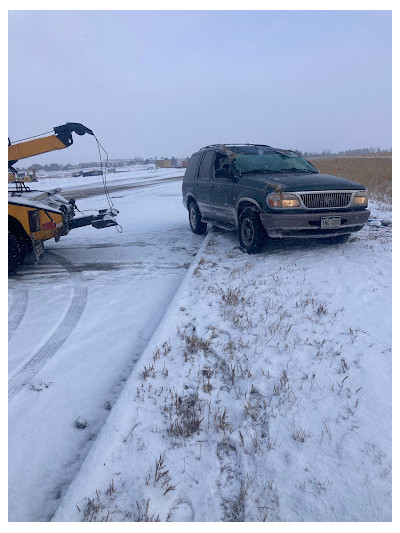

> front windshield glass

[{"left": 227, "top": 147, "right": 318, "bottom": 175}]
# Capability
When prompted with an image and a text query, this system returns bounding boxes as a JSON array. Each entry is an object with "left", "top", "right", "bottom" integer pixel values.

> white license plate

[{"left": 321, "top": 216, "right": 341, "bottom": 229}]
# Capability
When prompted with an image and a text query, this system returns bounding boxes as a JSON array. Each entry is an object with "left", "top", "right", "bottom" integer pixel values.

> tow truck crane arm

[{"left": 8, "top": 123, "right": 94, "bottom": 170}]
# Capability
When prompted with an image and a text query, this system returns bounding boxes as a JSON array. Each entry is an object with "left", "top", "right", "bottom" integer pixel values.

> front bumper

[{"left": 260, "top": 209, "right": 370, "bottom": 238}]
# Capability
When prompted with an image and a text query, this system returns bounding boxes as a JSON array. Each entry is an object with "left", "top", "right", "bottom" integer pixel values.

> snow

[
  {"left": 8, "top": 168, "right": 197, "bottom": 521},
  {"left": 8, "top": 169, "right": 391, "bottom": 522},
  {"left": 31, "top": 164, "right": 186, "bottom": 194}
]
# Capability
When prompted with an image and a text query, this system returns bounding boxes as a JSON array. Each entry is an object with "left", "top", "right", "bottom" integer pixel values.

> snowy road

[{"left": 8, "top": 169, "right": 202, "bottom": 521}]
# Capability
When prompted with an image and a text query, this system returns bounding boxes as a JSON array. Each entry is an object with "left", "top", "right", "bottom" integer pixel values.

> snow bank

[{"left": 54, "top": 202, "right": 391, "bottom": 522}]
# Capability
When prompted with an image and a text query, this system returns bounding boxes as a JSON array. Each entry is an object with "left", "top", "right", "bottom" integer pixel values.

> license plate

[{"left": 321, "top": 216, "right": 341, "bottom": 229}]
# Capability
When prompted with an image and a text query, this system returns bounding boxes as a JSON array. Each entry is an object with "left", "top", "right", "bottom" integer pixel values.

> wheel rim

[
  {"left": 241, "top": 218, "right": 254, "bottom": 246},
  {"left": 189, "top": 206, "right": 197, "bottom": 228}
]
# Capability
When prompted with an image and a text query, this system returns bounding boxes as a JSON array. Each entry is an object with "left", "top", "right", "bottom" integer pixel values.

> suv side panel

[
  {"left": 182, "top": 152, "right": 202, "bottom": 206},
  {"left": 196, "top": 150, "right": 214, "bottom": 218}
]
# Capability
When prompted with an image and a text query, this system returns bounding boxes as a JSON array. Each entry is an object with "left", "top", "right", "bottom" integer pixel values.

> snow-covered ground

[
  {"left": 29, "top": 164, "right": 184, "bottom": 194},
  {"left": 9, "top": 169, "right": 391, "bottom": 522},
  {"left": 8, "top": 168, "right": 193, "bottom": 521}
]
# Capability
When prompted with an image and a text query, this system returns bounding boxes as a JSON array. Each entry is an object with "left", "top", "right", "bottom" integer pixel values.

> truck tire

[
  {"left": 8, "top": 231, "right": 21, "bottom": 273},
  {"left": 238, "top": 208, "right": 266, "bottom": 254},
  {"left": 188, "top": 201, "right": 207, "bottom": 235}
]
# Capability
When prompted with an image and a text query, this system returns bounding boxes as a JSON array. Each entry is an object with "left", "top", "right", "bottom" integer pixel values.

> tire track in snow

[
  {"left": 8, "top": 287, "right": 29, "bottom": 341},
  {"left": 8, "top": 253, "right": 88, "bottom": 401}
]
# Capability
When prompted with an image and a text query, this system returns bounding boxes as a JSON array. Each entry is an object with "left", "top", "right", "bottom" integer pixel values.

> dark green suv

[{"left": 182, "top": 144, "right": 370, "bottom": 253}]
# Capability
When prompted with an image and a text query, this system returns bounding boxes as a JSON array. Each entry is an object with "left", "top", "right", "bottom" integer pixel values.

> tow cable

[
  {"left": 93, "top": 133, "right": 123, "bottom": 233},
  {"left": 72, "top": 131, "right": 123, "bottom": 233}
]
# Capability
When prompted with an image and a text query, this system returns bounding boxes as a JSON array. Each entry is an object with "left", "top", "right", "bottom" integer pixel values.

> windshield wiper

[
  {"left": 280, "top": 168, "right": 317, "bottom": 173},
  {"left": 241, "top": 169, "right": 284, "bottom": 175}
]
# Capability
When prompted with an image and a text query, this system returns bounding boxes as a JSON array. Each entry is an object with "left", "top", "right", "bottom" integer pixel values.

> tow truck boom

[
  {"left": 8, "top": 123, "right": 118, "bottom": 273},
  {"left": 8, "top": 123, "right": 94, "bottom": 169}
]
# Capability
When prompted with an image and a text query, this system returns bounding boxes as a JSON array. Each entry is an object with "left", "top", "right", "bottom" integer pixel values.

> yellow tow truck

[{"left": 8, "top": 122, "right": 118, "bottom": 273}]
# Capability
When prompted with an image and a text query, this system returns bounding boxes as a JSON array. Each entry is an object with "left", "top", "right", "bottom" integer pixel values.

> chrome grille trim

[
  {"left": 299, "top": 191, "right": 352, "bottom": 209},
  {"left": 280, "top": 189, "right": 363, "bottom": 210}
]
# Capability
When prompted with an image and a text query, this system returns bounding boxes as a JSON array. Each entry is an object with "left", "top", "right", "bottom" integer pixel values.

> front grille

[{"left": 300, "top": 192, "right": 352, "bottom": 209}]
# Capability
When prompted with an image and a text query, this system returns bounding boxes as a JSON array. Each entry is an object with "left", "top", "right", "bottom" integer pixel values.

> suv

[{"left": 182, "top": 144, "right": 370, "bottom": 253}]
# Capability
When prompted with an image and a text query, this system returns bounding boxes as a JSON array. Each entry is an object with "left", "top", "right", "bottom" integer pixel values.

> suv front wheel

[
  {"left": 188, "top": 201, "right": 207, "bottom": 235},
  {"left": 238, "top": 208, "right": 266, "bottom": 254}
]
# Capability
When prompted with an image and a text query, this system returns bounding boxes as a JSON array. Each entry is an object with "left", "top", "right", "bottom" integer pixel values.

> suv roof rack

[{"left": 199, "top": 143, "right": 272, "bottom": 151}]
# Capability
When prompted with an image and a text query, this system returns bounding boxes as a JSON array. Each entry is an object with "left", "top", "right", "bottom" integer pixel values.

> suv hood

[{"left": 240, "top": 172, "right": 365, "bottom": 192}]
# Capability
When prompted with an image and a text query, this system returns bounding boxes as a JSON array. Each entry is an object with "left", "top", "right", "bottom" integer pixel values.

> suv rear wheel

[
  {"left": 188, "top": 201, "right": 207, "bottom": 235},
  {"left": 238, "top": 208, "right": 266, "bottom": 254}
]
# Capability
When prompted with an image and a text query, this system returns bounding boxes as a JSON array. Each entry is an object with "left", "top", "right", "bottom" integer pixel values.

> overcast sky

[{"left": 8, "top": 10, "right": 392, "bottom": 166}]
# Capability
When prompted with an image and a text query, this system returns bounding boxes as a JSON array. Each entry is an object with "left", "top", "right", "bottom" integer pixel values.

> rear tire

[
  {"left": 188, "top": 201, "right": 207, "bottom": 235},
  {"left": 8, "top": 231, "right": 21, "bottom": 273},
  {"left": 238, "top": 208, "right": 266, "bottom": 254}
]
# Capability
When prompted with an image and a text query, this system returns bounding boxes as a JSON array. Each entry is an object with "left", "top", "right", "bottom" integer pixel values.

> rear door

[
  {"left": 196, "top": 150, "right": 215, "bottom": 218},
  {"left": 183, "top": 152, "right": 202, "bottom": 202}
]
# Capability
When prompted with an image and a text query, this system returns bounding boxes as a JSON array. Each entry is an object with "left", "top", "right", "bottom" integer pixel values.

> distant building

[
  {"left": 156, "top": 159, "right": 172, "bottom": 168},
  {"left": 176, "top": 158, "right": 188, "bottom": 168}
]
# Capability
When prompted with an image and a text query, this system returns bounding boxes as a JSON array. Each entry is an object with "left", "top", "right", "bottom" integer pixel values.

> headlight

[
  {"left": 267, "top": 192, "right": 301, "bottom": 208},
  {"left": 353, "top": 191, "right": 368, "bottom": 206}
]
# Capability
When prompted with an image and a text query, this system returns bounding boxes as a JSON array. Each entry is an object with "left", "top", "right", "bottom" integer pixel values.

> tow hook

[
  {"left": 69, "top": 208, "right": 119, "bottom": 230},
  {"left": 91, "top": 208, "right": 119, "bottom": 229}
]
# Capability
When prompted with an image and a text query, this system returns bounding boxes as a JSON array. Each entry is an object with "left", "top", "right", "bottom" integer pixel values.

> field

[{"left": 308, "top": 154, "right": 392, "bottom": 202}]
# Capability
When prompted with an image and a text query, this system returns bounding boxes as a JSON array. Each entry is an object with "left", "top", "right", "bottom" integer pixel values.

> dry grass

[{"left": 308, "top": 155, "right": 392, "bottom": 201}]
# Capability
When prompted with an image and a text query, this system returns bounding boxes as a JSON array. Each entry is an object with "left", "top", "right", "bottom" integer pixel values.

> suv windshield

[{"left": 225, "top": 147, "right": 318, "bottom": 175}]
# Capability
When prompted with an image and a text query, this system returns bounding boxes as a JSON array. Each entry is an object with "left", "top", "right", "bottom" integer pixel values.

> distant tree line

[
  {"left": 15, "top": 157, "right": 151, "bottom": 172},
  {"left": 14, "top": 156, "right": 187, "bottom": 172},
  {"left": 301, "top": 147, "right": 391, "bottom": 158},
  {"left": 14, "top": 146, "right": 391, "bottom": 172}
]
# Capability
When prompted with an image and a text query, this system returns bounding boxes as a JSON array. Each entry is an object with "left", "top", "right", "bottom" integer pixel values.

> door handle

[{"left": 210, "top": 183, "right": 214, "bottom": 188}]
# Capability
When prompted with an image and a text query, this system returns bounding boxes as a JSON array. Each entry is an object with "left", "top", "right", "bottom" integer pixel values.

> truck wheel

[
  {"left": 238, "top": 208, "right": 266, "bottom": 254},
  {"left": 8, "top": 231, "right": 21, "bottom": 273},
  {"left": 188, "top": 201, "right": 207, "bottom": 235}
]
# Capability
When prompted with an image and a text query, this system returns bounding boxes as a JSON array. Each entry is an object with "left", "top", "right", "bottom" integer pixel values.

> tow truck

[{"left": 8, "top": 122, "right": 119, "bottom": 272}]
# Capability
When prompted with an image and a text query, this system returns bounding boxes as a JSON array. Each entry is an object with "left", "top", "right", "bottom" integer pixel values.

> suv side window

[
  {"left": 198, "top": 150, "right": 215, "bottom": 180},
  {"left": 215, "top": 152, "right": 230, "bottom": 175},
  {"left": 185, "top": 153, "right": 202, "bottom": 181}
]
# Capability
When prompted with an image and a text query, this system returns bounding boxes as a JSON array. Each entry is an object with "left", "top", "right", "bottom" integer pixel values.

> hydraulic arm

[{"left": 8, "top": 123, "right": 94, "bottom": 171}]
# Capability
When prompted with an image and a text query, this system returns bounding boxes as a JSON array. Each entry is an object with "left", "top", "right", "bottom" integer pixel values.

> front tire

[
  {"left": 188, "top": 201, "right": 207, "bottom": 235},
  {"left": 238, "top": 208, "right": 266, "bottom": 254}
]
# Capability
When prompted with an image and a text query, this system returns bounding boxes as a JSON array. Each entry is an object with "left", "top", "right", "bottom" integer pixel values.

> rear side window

[
  {"left": 198, "top": 150, "right": 215, "bottom": 180},
  {"left": 184, "top": 153, "right": 202, "bottom": 181}
]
